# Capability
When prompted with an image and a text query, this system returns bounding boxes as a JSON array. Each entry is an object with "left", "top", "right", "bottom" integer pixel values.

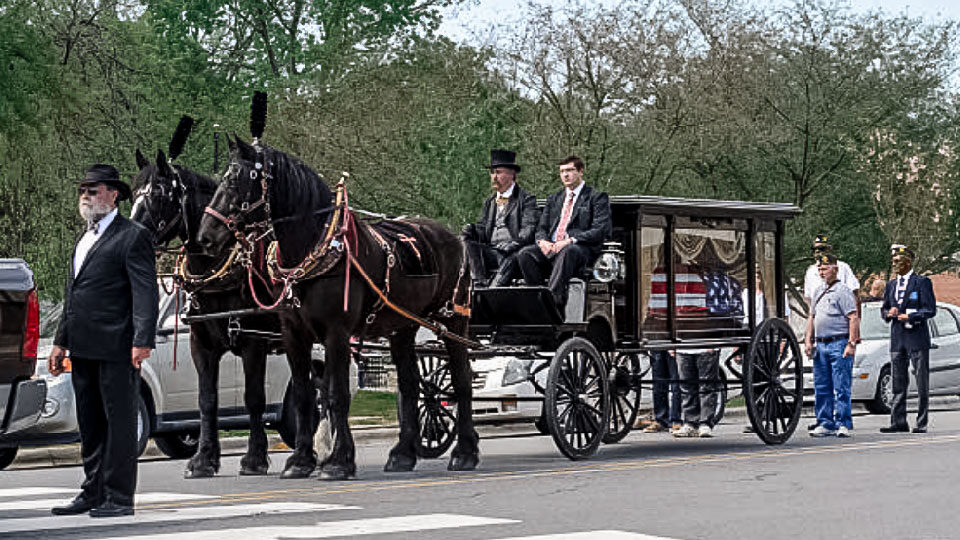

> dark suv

[{"left": 0, "top": 259, "right": 48, "bottom": 469}]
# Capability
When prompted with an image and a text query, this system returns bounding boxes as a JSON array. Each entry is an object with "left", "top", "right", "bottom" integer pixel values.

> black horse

[
  {"left": 131, "top": 148, "right": 310, "bottom": 478},
  {"left": 197, "top": 137, "right": 479, "bottom": 479}
]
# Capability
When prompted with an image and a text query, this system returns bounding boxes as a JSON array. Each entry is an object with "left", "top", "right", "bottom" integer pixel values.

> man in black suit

[
  {"left": 48, "top": 164, "right": 159, "bottom": 517},
  {"left": 880, "top": 245, "right": 936, "bottom": 434},
  {"left": 516, "top": 155, "right": 612, "bottom": 309},
  {"left": 462, "top": 149, "right": 539, "bottom": 286}
]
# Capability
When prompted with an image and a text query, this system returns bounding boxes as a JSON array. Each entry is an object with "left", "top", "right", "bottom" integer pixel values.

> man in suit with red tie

[
  {"left": 515, "top": 156, "right": 612, "bottom": 309},
  {"left": 880, "top": 245, "right": 936, "bottom": 433},
  {"left": 48, "top": 164, "right": 158, "bottom": 517}
]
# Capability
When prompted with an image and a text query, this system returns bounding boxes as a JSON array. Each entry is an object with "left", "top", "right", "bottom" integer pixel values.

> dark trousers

[
  {"left": 71, "top": 357, "right": 141, "bottom": 506},
  {"left": 650, "top": 350, "right": 681, "bottom": 427},
  {"left": 890, "top": 348, "right": 929, "bottom": 429},
  {"left": 516, "top": 243, "right": 591, "bottom": 307},
  {"left": 464, "top": 241, "right": 518, "bottom": 286},
  {"left": 678, "top": 350, "right": 720, "bottom": 427}
]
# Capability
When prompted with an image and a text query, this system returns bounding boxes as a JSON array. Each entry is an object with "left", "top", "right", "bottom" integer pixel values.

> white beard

[{"left": 79, "top": 200, "right": 113, "bottom": 228}]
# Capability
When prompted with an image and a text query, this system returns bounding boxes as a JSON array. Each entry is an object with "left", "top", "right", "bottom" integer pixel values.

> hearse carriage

[{"left": 416, "top": 195, "right": 803, "bottom": 460}]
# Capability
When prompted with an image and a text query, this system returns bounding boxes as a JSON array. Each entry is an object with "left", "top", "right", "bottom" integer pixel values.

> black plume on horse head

[
  {"left": 250, "top": 92, "right": 267, "bottom": 140},
  {"left": 168, "top": 115, "right": 195, "bottom": 161}
]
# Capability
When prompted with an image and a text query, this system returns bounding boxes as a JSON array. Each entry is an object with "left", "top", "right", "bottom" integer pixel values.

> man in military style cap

[
  {"left": 880, "top": 245, "right": 936, "bottom": 433},
  {"left": 462, "top": 149, "right": 539, "bottom": 286},
  {"left": 804, "top": 253, "right": 860, "bottom": 438},
  {"left": 49, "top": 164, "right": 158, "bottom": 517}
]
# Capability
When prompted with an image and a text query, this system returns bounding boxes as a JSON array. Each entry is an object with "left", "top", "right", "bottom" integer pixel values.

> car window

[
  {"left": 160, "top": 290, "right": 188, "bottom": 329},
  {"left": 933, "top": 308, "right": 960, "bottom": 337},
  {"left": 860, "top": 304, "right": 890, "bottom": 340}
]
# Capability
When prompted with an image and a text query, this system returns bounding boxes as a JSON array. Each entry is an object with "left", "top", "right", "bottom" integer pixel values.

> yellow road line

[{"left": 138, "top": 433, "right": 960, "bottom": 509}]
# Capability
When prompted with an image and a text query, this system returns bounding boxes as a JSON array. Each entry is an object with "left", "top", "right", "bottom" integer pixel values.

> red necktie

[{"left": 555, "top": 192, "right": 575, "bottom": 241}]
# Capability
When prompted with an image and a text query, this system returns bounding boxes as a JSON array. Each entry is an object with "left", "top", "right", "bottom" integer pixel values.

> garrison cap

[
  {"left": 812, "top": 234, "right": 832, "bottom": 251},
  {"left": 816, "top": 253, "right": 838, "bottom": 266},
  {"left": 891, "top": 244, "right": 915, "bottom": 260}
]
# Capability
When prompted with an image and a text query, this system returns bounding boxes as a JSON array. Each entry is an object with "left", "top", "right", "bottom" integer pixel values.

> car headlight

[{"left": 502, "top": 359, "right": 533, "bottom": 386}]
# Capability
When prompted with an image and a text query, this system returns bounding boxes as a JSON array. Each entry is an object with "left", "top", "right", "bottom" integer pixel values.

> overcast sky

[{"left": 438, "top": 0, "right": 960, "bottom": 44}]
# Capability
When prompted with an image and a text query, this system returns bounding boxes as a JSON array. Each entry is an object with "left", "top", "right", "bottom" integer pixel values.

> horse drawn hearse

[
  {"left": 415, "top": 195, "right": 805, "bottom": 460},
  {"left": 136, "top": 96, "right": 804, "bottom": 480}
]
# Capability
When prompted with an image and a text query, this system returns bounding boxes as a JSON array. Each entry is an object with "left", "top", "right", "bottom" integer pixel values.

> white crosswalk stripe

[
  {"left": 0, "top": 487, "right": 77, "bottom": 498},
  {"left": 96, "top": 513, "right": 521, "bottom": 540},
  {"left": 0, "top": 492, "right": 218, "bottom": 512},
  {"left": 0, "top": 501, "right": 355, "bottom": 535}
]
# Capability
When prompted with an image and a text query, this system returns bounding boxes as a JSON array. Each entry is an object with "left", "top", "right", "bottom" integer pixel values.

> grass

[
  {"left": 348, "top": 390, "right": 398, "bottom": 423},
  {"left": 727, "top": 396, "right": 745, "bottom": 408}
]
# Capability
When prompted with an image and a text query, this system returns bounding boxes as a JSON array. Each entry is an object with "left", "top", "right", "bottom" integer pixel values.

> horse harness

[{"left": 202, "top": 142, "right": 477, "bottom": 348}]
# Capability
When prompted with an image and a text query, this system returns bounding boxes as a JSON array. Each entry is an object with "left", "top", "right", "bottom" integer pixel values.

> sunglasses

[{"left": 77, "top": 186, "right": 100, "bottom": 197}]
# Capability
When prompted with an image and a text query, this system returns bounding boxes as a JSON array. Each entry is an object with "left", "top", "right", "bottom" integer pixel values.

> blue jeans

[
  {"left": 651, "top": 350, "right": 681, "bottom": 426},
  {"left": 813, "top": 339, "right": 854, "bottom": 430}
]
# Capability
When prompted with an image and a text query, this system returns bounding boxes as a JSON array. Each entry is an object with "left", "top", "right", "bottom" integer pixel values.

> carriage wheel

[
  {"left": 416, "top": 352, "right": 457, "bottom": 458},
  {"left": 603, "top": 352, "right": 642, "bottom": 444},
  {"left": 545, "top": 337, "right": 610, "bottom": 460},
  {"left": 744, "top": 318, "right": 803, "bottom": 444}
]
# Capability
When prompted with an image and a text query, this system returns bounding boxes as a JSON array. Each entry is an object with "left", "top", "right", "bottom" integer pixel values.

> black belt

[{"left": 816, "top": 335, "right": 849, "bottom": 344}]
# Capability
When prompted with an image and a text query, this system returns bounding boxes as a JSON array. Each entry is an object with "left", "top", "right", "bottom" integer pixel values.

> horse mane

[{"left": 174, "top": 165, "right": 218, "bottom": 194}]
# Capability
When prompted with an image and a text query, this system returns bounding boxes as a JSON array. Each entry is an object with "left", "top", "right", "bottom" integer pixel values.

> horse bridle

[
  {"left": 136, "top": 168, "right": 185, "bottom": 249},
  {"left": 203, "top": 147, "right": 272, "bottom": 234}
]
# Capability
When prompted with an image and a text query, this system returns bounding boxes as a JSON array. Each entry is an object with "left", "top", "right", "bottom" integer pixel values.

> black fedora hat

[
  {"left": 77, "top": 164, "right": 132, "bottom": 202},
  {"left": 485, "top": 149, "right": 521, "bottom": 173}
]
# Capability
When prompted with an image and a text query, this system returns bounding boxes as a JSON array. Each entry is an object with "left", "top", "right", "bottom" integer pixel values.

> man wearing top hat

[
  {"left": 462, "top": 149, "right": 539, "bottom": 286},
  {"left": 48, "top": 164, "right": 158, "bottom": 517},
  {"left": 516, "top": 155, "right": 612, "bottom": 310},
  {"left": 880, "top": 245, "right": 936, "bottom": 434}
]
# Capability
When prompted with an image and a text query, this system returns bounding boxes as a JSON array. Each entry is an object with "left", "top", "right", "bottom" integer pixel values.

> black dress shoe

[
  {"left": 879, "top": 425, "right": 910, "bottom": 433},
  {"left": 52, "top": 495, "right": 98, "bottom": 516},
  {"left": 807, "top": 422, "right": 818, "bottom": 431},
  {"left": 89, "top": 500, "right": 134, "bottom": 518},
  {"left": 912, "top": 427, "right": 927, "bottom": 433}
]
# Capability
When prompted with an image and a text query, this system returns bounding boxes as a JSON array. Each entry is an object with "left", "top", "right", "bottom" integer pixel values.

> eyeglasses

[{"left": 77, "top": 186, "right": 100, "bottom": 197}]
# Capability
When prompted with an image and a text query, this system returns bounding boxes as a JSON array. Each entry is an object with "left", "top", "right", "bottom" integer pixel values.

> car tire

[
  {"left": 155, "top": 431, "right": 200, "bottom": 459},
  {"left": 707, "top": 369, "right": 729, "bottom": 426},
  {"left": 136, "top": 394, "right": 151, "bottom": 457},
  {"left": 0, "top": 447, "right": 17, "bottom": 470},
  {"left": 534, "top": 413, "right": 550, "bottom": 435},
  {"left": 865, "top": 366, "right": 893, "bottom": 415}
]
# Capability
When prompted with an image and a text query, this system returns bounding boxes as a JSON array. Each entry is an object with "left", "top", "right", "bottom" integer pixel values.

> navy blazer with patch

[
  {"left": 881, "top": 273, "right": 936, "bottom": 351},
  {"left": 54, "top": 214, "right": 159, "bottom": 361},
  {"left": 462, "top": 184, "right": 539, "bottom": 254},
  {"left": 535, "top": 184, "right": 612, "bottom": 259}
]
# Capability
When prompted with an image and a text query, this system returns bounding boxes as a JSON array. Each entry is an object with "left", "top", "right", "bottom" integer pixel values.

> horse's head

[
  {"left": 197, "top": 136, "right": 267, "bottom": 255},
  {"left": 131, "top": 148, "right": 185, "bottom": 248}
]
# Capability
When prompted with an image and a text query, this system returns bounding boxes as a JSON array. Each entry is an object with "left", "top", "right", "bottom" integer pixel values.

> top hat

[
  {"left": 891, "top": 244, "right": 915, "bottom": 260},
  {"left": 77, "top": 164, "right": 132, "bottom": 202},
  {"left": 485, "top": 149, "right": 521, "bottom": 172},
  {"left": 816, "top": 253, "right": 838, "bottom": 266}
]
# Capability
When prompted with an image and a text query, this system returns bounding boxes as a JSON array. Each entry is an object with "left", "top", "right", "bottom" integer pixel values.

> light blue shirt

[{"left": 74, "top": 208, "right": 118, "bottom": 277}]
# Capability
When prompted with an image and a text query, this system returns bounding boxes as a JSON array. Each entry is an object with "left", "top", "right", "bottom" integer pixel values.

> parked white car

[
  {"left": 802, "top": 301, "right": 960, "bottom": 413},
  {"left": 10, "top": 286, "right": 356, "bottom": 469}
]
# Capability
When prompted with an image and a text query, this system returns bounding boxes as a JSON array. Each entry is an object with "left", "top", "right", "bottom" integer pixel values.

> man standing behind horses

[
  {"left": 516, "top": 155, "right": 612, "bottom": 310},
  {"left": 462, "top": 149, "right": 538, "bottom": 286},
  {"left": 48, "top": 164, "right": 158, "bottom": 517}
]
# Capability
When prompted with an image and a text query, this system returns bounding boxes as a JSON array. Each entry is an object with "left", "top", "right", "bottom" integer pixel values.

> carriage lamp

[
  {"left": 593, "top": 242, "right": 626, "bottom": 283},
  {"left": 502, "top": 359, "right": 534, "bottom": 386}
]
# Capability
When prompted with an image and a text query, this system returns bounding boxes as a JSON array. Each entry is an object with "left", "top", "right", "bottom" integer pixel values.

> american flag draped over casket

[{"left": 649, "top": 266, "right": 743, "bottom": 317}]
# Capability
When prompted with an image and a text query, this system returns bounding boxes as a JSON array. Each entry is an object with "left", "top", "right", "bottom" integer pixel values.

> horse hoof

[
  {"left": 184, "top": 465, "right": 217, "bottom": 479},
  {"left": 383, "top": 453, "right": 416, "bottom": 473},
  {"left": 447, "top": 454, "right": 479, "bottom": 471},
  {"left": 319, "top": 464, "right": 356, "bottom": 481},
  {"left": 239, "top": 464, "right": 269, "bottom": 476},
  {"left": 280, "top": 464, "right": 314, "bottom": 479}
]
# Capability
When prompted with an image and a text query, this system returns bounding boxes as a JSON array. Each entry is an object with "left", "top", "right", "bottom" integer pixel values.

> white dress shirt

[
  {"left": 552, "top": 181, "right": 585, "bottom": 242},
  {"left": 74, "top": 208, "right": 118, "bottom": 277}
]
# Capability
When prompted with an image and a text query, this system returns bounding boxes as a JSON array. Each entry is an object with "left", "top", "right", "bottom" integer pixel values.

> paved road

[{"left": 3, "top": 401, "right": 960, "bottom": 540}]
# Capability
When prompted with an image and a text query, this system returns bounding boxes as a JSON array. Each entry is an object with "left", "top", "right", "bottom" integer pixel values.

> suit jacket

[
  {"left": 462, "top": 184, "right": 539, "bottom": 255},
  {"left": 535, "top": 184, "right": 612, "bottom": 259},
  {"left": 881, "top": 273, "right": 936, "bottom": 351},
  {"left": 55, "top": 214, "right": 159, "bottom": 361}
]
